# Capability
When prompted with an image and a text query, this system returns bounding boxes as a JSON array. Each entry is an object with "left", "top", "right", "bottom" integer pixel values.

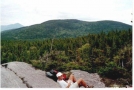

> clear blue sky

[{"left": 1, "top": 0, "right": 133, "bottom": 26}]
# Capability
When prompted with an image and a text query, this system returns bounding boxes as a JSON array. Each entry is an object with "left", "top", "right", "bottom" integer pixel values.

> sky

[{"left": 1, "top": 0, "right": 133, "bottom": 26}]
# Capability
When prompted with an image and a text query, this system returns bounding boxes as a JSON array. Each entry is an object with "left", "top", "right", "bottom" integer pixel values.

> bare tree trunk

[
  {"left": 121, "top": 60, "right": 124, "bottom": 68},
  {"left": 50, "top": 39, "right": 54, "bottom": 53}
]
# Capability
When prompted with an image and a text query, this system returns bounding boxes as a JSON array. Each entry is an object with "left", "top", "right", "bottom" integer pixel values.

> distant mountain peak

[{"left": 1, "top": 23, "right": 24, "bottom": 31}]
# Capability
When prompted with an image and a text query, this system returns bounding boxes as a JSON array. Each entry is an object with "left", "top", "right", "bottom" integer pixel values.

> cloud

[{"left": 1, "top": 0, "right": 133, "bottom": 26}]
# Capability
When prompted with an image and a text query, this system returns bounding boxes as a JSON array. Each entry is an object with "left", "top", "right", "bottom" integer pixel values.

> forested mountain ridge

[{"left": 1, "top": 19, "right": 131, "bottom": 40}]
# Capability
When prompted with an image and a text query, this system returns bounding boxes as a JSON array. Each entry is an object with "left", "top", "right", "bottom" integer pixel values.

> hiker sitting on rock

[{"left": 56, "top": 72, "right": 93, "bottom": 88}]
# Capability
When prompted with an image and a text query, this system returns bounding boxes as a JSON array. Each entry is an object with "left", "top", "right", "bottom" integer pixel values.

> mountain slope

[
  {"left": 1, "top": 19, "right": 132, "bottom": 40},
  {"left": 1, "top": 23, "right": 23, "bottom": 31}
]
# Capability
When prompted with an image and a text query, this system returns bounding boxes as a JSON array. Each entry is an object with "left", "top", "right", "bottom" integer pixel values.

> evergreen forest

[{"left": 1, "top": 29, "right": 132, "bottom": 85}]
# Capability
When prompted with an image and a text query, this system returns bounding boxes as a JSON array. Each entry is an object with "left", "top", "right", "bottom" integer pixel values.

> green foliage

[
  {"left": 98, "top": 62, "right": 126, "bottom": 79},
  {"left": 1, "top": 29, "right": 132, "bottom": 84},
  {"left": 30, "top": 60, "right": 42, "bottom": 69},
  {"left": 1, "top": 19, "right": 132, "bottom": 40}
]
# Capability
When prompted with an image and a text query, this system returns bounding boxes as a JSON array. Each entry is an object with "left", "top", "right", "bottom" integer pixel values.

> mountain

[
  {"left": 1, "top": 23, "right": 23, "bottom": 31},
  {"left": 1, "top": 19, "right": 132, "bottom": 40}
]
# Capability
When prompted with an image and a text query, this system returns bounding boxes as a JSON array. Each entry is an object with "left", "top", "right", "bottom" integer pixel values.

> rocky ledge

[{"left": 1, "top": 61, "right": 105, "bottom": 88}]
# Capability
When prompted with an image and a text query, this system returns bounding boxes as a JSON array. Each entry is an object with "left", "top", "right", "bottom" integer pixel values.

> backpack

[
  {"left": 46, "top": 69, "right": 58, "bottom": 81},
  {"left": 46, "top": 69, "right": 73, "bottom": 82}
]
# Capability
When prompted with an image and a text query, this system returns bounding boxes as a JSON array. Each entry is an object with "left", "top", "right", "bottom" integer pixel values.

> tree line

[{"left": 1, "top": 29, "right": 132, "bottom": 84}]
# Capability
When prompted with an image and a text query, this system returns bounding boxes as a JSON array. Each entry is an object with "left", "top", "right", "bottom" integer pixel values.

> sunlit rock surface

[
  {"left": 1, "top": 61, "right": 105, "bottom": 88},
  {"left": 71, "top": 70, "right": 105, "bottom": 88}
]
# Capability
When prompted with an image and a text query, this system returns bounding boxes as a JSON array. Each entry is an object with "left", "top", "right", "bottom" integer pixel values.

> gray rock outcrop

[
  {"left": 71, "top": 70, "right": 105, "bottom": 88},
  {"left": 1, "top": 61, "right": 60, "bottom": 88},
  {"left": 1, "top": 61, "right": 105, "bottom": 88}
]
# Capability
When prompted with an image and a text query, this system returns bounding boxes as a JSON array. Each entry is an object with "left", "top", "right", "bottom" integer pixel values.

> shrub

[
  {"left": 98, "top": 62, "right": 126, "bottom": 79},
  {"left": 30, "top": 60, "right": 42, "bottom": 69}
]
